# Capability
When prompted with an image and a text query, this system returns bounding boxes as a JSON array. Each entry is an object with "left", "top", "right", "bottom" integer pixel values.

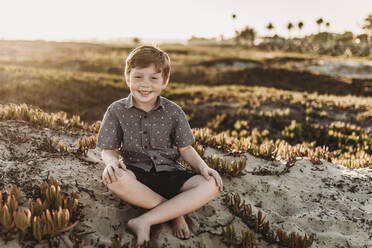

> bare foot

[
  {"left": 172, "top": 216, "right": 191, "bottom": 239},
  {"left": 128, "top": 217, "right": 151, "bottom": 246}
]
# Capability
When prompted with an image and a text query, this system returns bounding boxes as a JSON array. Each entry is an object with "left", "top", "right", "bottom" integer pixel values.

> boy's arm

[
  {"left": 101, "top": 148, "right": 121, "bottom": 166},
  {"left": 178, "top": 145, "right": 208, "bottom": 174},
  {"left": 179, "top": 145, "right": 223, "bottom": 192},
  {"left": 101, "top": 149, "right": 126, "bottom": 185}
]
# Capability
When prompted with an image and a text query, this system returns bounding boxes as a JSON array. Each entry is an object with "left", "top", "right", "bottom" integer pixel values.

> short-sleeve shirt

[{"left": 96, "top": 94, "right": 195, "bottom": 172}]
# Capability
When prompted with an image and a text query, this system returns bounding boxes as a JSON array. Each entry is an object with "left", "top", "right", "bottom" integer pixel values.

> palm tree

[
  {"left": 316, "top": 18, "right": 324, "bottom": 33},
  {"left": 297, "top": 21, "right": 304, "bottom": 37},
  {"left": 231, "top": 13, "right": 238, "bottom": 40},
  {"left": 325, "top": 22, "right": 330, "bottom": 31},
  {"left": 298, "top": 21, "right": 304, "bottom": 30},
  {"left": 266, "top": 22, "right": 275, "bottom": 36},
  {"left": 287, "top": 22, "right": 294, "bottom": 38},
  {"left": 362, "top": 14, "right": 372, "bottom": 41}
]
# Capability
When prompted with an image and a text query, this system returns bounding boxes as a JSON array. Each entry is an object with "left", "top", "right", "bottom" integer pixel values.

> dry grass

[{"left": 0, "top": 40, "right": 370, "bottom": 170}]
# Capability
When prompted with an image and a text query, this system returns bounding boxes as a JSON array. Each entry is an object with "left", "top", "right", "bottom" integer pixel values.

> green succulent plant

[
  {"left": 225, "top": 193, "right": 314, "bottom": 248},
  {"left": 11, "top": 185, "right": 21, "bottom": 201},
  {"left": 0, "top": 204, "right": 15, "bottom": 231},
  {"left": 14, "top": 207, "right": 31, "bottom": 241},
  {"left": 29, "top": 198, "right": 44, "bottom": 218},
  {"left": 222, "top": 224, "right": 238, "bottom": 245},
  {"left": 7, "top": 194, "right": 18, "bottom": 214},
  {"left": 77, "top": 135, "right": 98, "bottom": 156},
  {"left": 192, "top": 142, "right": 205, "bottom": 157},
  {"left": 45, "top": 185, "right": 63, "bottom": 210},
  {"left": 241, "top": 229, "right": 255, "bottom": 248},
  {"left": 32, "top": 216, "right": 43, "bottom": 242},
  {"left": 0, "top": 177, "right": 80, "bottom": 244}
]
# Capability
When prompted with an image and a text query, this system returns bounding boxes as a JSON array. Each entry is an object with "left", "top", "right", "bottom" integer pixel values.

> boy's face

[{"left": 126, "top": 64, "right": 169, "bottom": 109}]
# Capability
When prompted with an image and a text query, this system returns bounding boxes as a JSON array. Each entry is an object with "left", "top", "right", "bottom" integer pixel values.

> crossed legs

[{"left": 106, "top": 169, "right": 219, "bottom": 246}]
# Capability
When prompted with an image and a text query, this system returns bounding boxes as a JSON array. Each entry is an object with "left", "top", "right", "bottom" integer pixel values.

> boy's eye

[
  {"left": 152, "top": 77, "right": 158, "bottom": 79},
  {"left": 135, "top": 76, "right": 142, "bottom": 78}
]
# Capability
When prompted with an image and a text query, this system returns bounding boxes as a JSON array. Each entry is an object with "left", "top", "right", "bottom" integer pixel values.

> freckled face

[{"left": 127, "top": 64, "right": 168, "bottom": 110}]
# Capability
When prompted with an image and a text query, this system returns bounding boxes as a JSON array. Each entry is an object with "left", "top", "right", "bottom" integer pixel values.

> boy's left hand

[{"left": 199, "top": 166, "right": 223, "bottom": 192}]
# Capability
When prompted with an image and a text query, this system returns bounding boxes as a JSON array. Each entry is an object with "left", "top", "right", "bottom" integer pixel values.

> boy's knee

[
  {"left": 103, "top": 170, "right": 135, "bottom": 190},
  {"left": 205, "top": 178, "right": 219, "bottom": 197}
]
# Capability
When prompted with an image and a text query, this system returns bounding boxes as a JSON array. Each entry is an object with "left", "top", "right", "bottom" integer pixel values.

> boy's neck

[{"left": 132, "top": 95, "right": 159, "bottom": 112}]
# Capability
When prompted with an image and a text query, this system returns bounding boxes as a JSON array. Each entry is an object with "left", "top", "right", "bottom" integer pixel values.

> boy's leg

[
  {"left": 128, "top": 174, "right": 219, "bottom": 245},
  {"left": 106, "top": 169, "right": 164, "bottom": 209},
  {"left": 105, "top": 169, "right": 190, "bottom": 239}
]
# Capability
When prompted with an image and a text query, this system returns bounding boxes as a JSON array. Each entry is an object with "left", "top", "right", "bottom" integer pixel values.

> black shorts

[{"left": 126, "top": 165, "right": 197, "bottom": 199}]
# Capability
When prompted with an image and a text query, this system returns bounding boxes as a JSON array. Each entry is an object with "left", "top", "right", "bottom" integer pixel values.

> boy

[{"left": 96, "top": 45, "right": 223, "bottom": 247}]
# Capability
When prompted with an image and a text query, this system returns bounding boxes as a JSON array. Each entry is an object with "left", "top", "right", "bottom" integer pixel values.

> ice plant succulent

[
  {"left": 222, "top": 224, "right": 238, "bottom": 245},
  {"left": 7, "top": 194, "right": 18, "bottom": 215},
  {"left": 32, "top": 216, "right": 43, "bottom": 242},
  {"left": 229, "top": 155, "right": 247, "bottom": 176},
  {"left": 206, "top": 155, "right": 247, "bottom": 176},
  {"left": 29, "top": 198, "right": 44, "bottom": 218},
  {"left": 241, "top": 229, "right": 256, "bottom": 248},
  {"left": 58, "top": 140, "right": 69, "bottom": 153},
  {"left": 225, "top": 193, "right": 314, "bottom": 248},
  {"left": 63, "top": 192, "right": 79, "bottom": 216},
  {"left": 14, "top": 207, "right": 31, "bottom": 241},
  {"left": 11, "top": 184, "right": 21, "bottom": 201},
  {"left": 0, "top": 177, "right": 80, "bottom": 244},
  {"left": 45, "top": 185, "right": 63, "bottom": 210},
  {"left": 192, "top": 142, "right": 205, "bottom": 157},
  {"left": 77, "top": 135, "right": 98, "bottom": 156},
  {"left": 0, "top": 103, "right": 101, "bottom": 131},
  {"left": 51, "top": 207, "right": 70, "bottom": 231},
  {"left": 222, "top": 224, "right": 257, "bottom": 247},
  {"left": 0, "top": 204, "right": 15, "bottom": 232},
  {"left": 40, "top": 137, "right": 58, "bottom": 153}
]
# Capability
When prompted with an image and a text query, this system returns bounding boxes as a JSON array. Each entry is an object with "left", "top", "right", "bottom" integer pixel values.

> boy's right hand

[{"left": 102, "top": 160, "right": 127, "bottom": 185}]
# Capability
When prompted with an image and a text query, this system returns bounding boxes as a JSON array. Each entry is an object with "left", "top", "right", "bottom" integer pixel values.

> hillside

[
  {"left": 0, "top": 40, "right": 371, "bottom": 247},
  {"left": 0, "top": 117, "right": 371, "bottom": 247}
]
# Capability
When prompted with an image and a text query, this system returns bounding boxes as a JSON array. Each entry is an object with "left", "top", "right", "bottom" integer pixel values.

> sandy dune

[{"left": 0, "top": 119, "right": 371, "bottom": 247}]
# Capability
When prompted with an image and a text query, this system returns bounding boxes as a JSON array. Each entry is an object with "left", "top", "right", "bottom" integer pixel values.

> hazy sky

[{"left": 1, "top": 0, "right": 371, "bottom": 41}]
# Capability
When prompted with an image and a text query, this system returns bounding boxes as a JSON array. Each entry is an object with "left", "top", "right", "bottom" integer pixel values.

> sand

[{"left": 0, "top": 119, "right": 371, "bottom": 248}]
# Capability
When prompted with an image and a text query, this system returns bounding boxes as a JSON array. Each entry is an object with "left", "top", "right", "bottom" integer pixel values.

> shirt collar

[{"left": 126, "top": 93, "right": 165, "bottom": 110}]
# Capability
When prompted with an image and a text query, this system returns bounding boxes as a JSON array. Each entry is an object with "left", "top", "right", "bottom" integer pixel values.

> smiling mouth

[{"left": 138, "top": 90, "right": 152, "bottom": 95}]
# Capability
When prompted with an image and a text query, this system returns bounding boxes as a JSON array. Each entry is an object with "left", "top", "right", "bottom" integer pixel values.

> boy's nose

[{"left": 139, "top": 78, "right": 151, "bottom": 86}]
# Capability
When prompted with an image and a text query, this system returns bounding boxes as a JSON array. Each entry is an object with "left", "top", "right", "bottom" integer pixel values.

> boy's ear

[
  {"left": 162, "top": 76, "right": 169, "bottom": 88},
  {"left": 125, "top": 78, "right": 130, "bottom": 88},
  {"left": 124, "top": 72, "right": 131, "bottom": 88}
]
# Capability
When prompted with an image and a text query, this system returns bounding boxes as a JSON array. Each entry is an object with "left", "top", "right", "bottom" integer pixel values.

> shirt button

[
  {"left": 144, "top": 146, "right": 148, "bottom": 149},
  {"left": 143, "top": 131, "right": 147, "bottom": 134},
  {"left": 152, "top": 156, "right": 156, "bottom": 160},
  {"left": 144, "top": 115, "right": 147, "bottom": 119}
]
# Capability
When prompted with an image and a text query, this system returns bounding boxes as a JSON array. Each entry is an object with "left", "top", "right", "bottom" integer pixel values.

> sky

[{"left": 0, "top": 0, "right": 371, "bottom": 42}]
